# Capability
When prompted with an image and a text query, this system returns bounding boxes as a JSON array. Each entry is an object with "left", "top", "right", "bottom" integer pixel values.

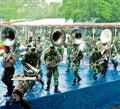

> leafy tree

[{"left": 58, "top": 0, "right": 120, "bottom": 22}]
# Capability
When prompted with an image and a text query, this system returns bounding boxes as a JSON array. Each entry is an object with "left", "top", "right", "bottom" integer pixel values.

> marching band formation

[{"left": 1, "top": 27, "right": 120, "bottom": 109}]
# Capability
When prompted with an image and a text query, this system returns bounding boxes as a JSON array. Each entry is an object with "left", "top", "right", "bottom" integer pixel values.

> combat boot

[
  {"left": 71, "top": 79, "right": 76, "bottom": 86},
  {"left": 65, "top": 69, "right": 70, "bottom": 72},
  {"left": 77, "top": 76, "right": 81, "bottom": 83},
  {"left": 94, "top": 74, "right": 97, "bottom": 82},
  {"left": 45, "top": 84, "right": 50, "bottom": 91},
  {"left": 54, "top": 86, "right": 61, "bottom": 93},
  {"left": 40, "top": 80, "right": 44, "bottom": 88}
]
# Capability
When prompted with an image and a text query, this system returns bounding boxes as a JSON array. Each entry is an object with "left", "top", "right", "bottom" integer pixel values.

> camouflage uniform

[
  {"left": 71, "top": 44, "right": 83, "bottom": 86},
  {"left": 1, "top": 46, "right": 16, "bottom": 96},
  {"left": 57, "top": 46, "right": 64, "bottom": 60},
  {"left": 66, "top": 45, "right": 72, "bottom": 72},
  {"left": 21, "top": 47, "right": 44, "bottom": 91},
  {"left": 89, "top": 50, "right": 103, "bottom": 81},
  {"left": 110, "top": 41, "right": 119, "bottom": 70},
  {"left": 6, "top": 80, "right": 30, "bottom": 109},
  {"left": 36, "top": 40, "right": 43, "bottom": 67},
  {"left": 43, "top": 46, "right": 61, "bottom": 92},
  {"left": 12, "top": 40, "right": 21, "bottom": 60}
]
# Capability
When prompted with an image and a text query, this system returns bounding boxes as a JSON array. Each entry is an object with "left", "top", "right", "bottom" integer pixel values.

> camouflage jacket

[
  {"left": 2, "top": 51, "right": 16, "bottom": 68},
  {"left": 21, "top": 52, "right": 37, "bottom": 68}
]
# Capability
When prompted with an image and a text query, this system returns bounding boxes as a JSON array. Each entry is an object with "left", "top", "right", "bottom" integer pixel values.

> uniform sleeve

[
  {"left": 78, "top": 50, "right": 83, "bottom": 59},
  {"left": 21, "top": 53, "right": 27, "bottom": 65},
  {"left": 9, "top": 53, "right": 16, "bottom": 65}
]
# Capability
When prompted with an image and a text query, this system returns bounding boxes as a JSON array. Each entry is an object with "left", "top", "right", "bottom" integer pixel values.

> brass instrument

[
  {"left": 13, "top": 63, "right": 42, "bottom": 80},
  {"left": 12, "top": 74, "right": 36, "bottom": 81},
  {"left": 50, "top": 28, "right": 66, "bottom": 46},
  {"left": 1, "top": 27, "right": 16, "bottom": 65},
  {"left": 71, "top": 28, "right": 83, "bottom": 44},
  {"left": 71, "top": 28, "right": 86, "bottom": 51},
  {"left": 70, "top": 28, "right": 84, "bottom": 62},
  {"left": 41, "top": 28, "right": 66, "bottom": 67},
  {"left": 41, "top": 48, "right": 61, "bottom": 68},
  {"left": 1, "top": 27, "right": 16, "bottom": 46},
  {"left": 26, "top": 63, "right": 40, "bottom": 74},
  {"left": 99, "top": 29, "right": 112, "bottom": 55}
]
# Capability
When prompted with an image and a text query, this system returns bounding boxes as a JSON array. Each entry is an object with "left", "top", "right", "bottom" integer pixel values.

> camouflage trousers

[{"left": 46, "top": 66, "right": 59, "bottom": 87}]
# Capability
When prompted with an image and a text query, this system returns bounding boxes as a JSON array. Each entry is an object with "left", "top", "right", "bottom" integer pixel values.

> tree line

[{"left": 0, "top": 0, "right": 120, "bottom": 23}]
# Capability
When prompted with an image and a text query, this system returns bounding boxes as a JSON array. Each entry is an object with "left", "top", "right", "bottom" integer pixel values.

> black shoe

[
  {"left": 54, "top": 89, "right": 61, "bottom": 93},
  {"left": 40, "top": 80, "right": 44, "bottom": 89},
  {"left": 30, "top": 89, "right": 34, "bottom": 92},
  {"left": 4, "top": 93, "right": 12, "bottom": 97},
  {"left": 71, "top": 83, "right": 76, "bottom": 86},
  {"left": 71, "top": 79, "right": 76, "bottom": 86},
  {"left": 77, "top": 77, "right": 81, "bottom": 83},
  {"left": 42, "top": 83, "right": 44, "bottom": 89},
  {"left": 94, "top": 74, "right": 97, "bottom": 81},
  {"left": 45, "top": 87, "right": 50, "bottom": 91},
  {"left": 65, "top": 69, "right": 69, "bottom": 72}
]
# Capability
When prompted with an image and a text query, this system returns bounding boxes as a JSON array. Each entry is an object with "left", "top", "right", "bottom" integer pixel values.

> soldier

[
  {"left": 36, "top": 39, "right": 43, "bottom": 67},
  {"left": 57, "top": 46, "right": 64, "bottom": 61},
  {"left": 21, "top": 47, "right": 44, "bottom": 92},
  {"left": 110, "top": 40, "right": 119, "bottom": 70},
  {"left": 64, "top": 42, "right": 72, "bottom": 72},
  {"left": 70, "top": 43, "right": 83, "bottom": 86},
  {"left": 89, "top": 49, "right": 103, "bottom": 81},
  {"left": 99, "top": 43, "right": 109, "bottom": 76},
  {"left": 42, "top": 46, "right": 61, "bottom": 93},
  {"left": 1, "top": 46, "right": 16, "bottom": 97},
  {"left": 6, "top": 76, "right": 30, "bottom": 109},
  {"left": 12, "top": 39, "right": 21, "bottom": 60}
]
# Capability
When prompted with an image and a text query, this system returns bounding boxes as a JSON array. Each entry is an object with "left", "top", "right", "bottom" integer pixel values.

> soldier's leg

[
  {"left": 72, "top": 64, "right": 81, "bottom": 86},
  {"left": 36, "top": 71, "right": 44, "bottom": 88},
  {"left": 45, "top": 69, "right": 52, "bottom": 91},
  {"left": 93, "top": 65, "right": 98, "bottom": 81},
  {"left": 3, "top": 68, "right": 15, "bottom": 97},
  {"left": 66, "top": 57, "right": 70, "bottom": 72},
  {"left": 111, "top": 59, "right": 118, "bottom": 70},
  {"left": 39, "top": 79, "right": 44, "bottom": 88},
  {"left": 76, "top": 65, "right": 81, "bottom": 83},
  {"left": 29, "top": 80, "right": 35, "bottom": 92},
  {"left": 7, "top": 81, "right": 14, "bottom": 96},
  {"left": 53, "top": 67, "right": 61, "bottom": 93},
  {"left": 71, "top": 64, "right": 77, "bottom": 86},
  {"left": 101, "top": 59, "right": 108, "bottom": 76},
  {"left": 6, "top": 98, "right": 13, "bottom": 106},
  {"left": 20, "top": 98, "right": 30, "bottom": 109}
]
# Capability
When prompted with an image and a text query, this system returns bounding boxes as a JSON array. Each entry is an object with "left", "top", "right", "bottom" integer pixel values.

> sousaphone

[
  {"left": 41, "top": 28, "right": 66, "bottom": 67},
  {"left": 99, "top": 29, "right": 112, "bottom": 54},
  {"left": 1, "top": 27, "right": 16, "bottom": 46}
]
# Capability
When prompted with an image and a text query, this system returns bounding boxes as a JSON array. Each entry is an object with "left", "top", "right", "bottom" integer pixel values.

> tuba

[
  {"left": 41, "top": 48, "right": 61, "bottom": 68},
  {"left": 41, "top": 28, "right": 66, "bottom": 67},
  {"left": 50, "top": 28, "right": 66, "bottom": 46},
  {"left": 99, "top": 29, "right": 112, "bottom": 55},
  {"left": 71, "top": 28, "right": 86, "bottom": 51},
  {"left": 71, "top": 28, "right": 83, "bottom": 44},
  {"left": 1, "top": 27, "right": 16, "bottom": 46},
  {"left": 1, "top": 27, "right": 16, "bottom": 62}
]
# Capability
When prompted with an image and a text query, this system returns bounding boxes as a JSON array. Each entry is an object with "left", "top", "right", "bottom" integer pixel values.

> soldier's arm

[
  {"left": 21, "top": 54, "right": 27, "bottom": 65},
  {"left": 9, "top": 53, "right": 16, "bottom": 65}
]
